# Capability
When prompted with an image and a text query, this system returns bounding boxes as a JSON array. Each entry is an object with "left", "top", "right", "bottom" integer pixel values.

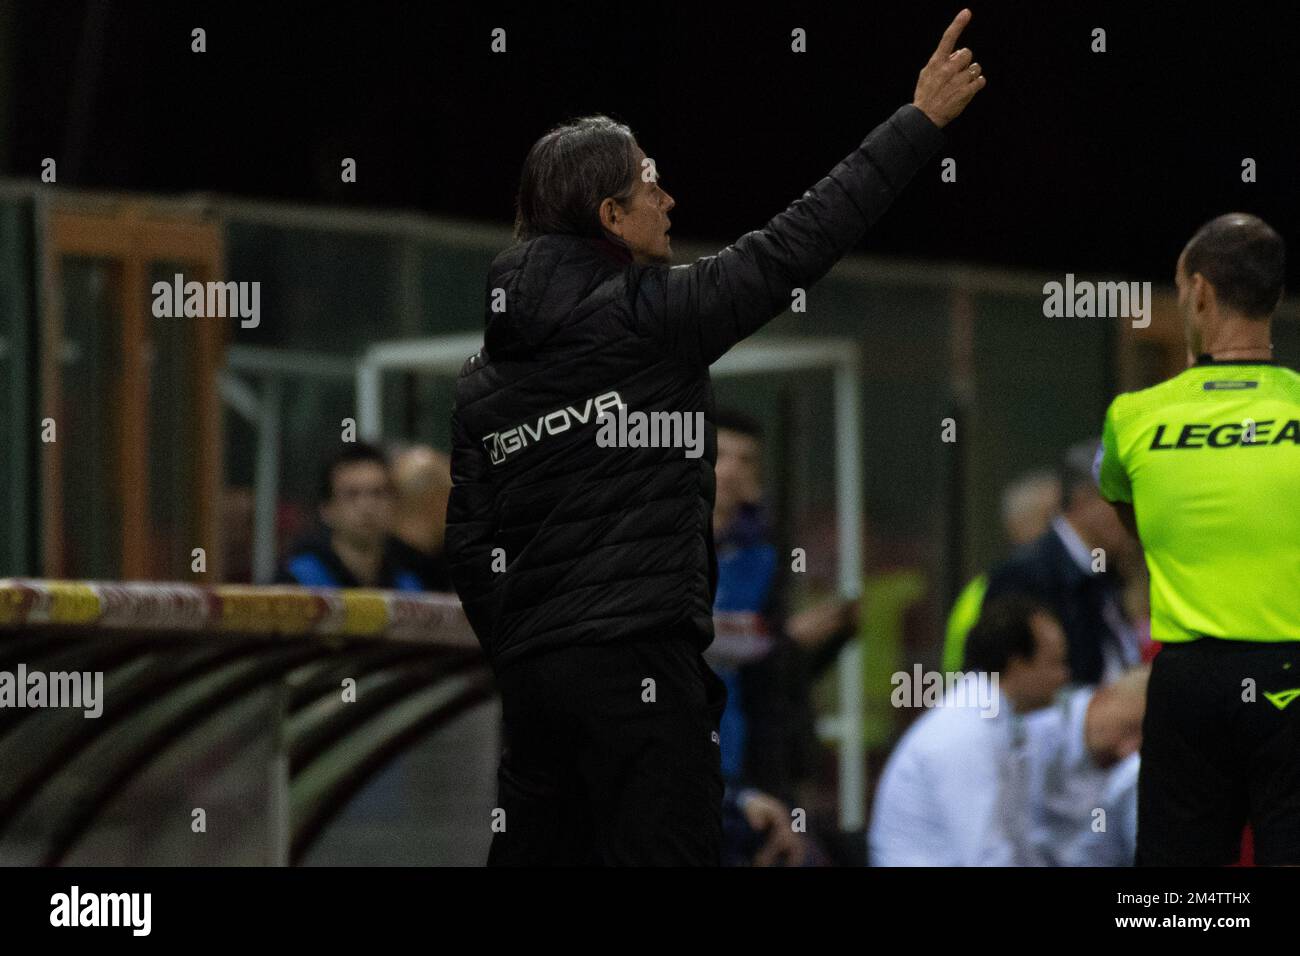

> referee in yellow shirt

[{"left": 1096, "top": 213, "right": 1300, "bottom": 866}]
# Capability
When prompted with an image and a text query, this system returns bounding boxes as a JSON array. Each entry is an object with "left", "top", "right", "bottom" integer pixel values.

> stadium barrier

[{"left": 0, "top": 580, "right": 498, "bottom": 866}]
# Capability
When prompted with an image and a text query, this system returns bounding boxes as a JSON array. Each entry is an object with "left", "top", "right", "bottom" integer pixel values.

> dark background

[{"left": 7, "top": 0, "right": 1297, "bottom": 284}]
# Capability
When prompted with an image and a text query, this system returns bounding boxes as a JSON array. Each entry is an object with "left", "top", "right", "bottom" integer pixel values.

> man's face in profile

[{"left": 614, "top": 145, "right": 676, "bottom": 265}]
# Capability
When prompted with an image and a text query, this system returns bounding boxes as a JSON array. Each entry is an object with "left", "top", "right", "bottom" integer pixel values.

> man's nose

[{"left": 663, "top": 191, "right": 675, "bottom": 212}]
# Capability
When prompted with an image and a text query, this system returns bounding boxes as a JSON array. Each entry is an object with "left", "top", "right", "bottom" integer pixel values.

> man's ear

[
  {"left": 1190, "top": 272, "right": 1213, "bottom": 315},
  {"left": 598, "top": 196, "right": 623, "bottom": 236}
]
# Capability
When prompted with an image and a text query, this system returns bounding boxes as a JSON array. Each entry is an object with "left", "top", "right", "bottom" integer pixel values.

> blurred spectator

[
  {"left": 388, "top": 444, "right": 454, "bottom": 591},
  {"left": 276, "top": 442, "right": 423, "bottom": 590},
  {"left": 869, "top": 595, "right": 1069, "bottom": 866},
  {"left": 706, "top": 409, "right": 819, "bottom": 800},
  {"left": 785, "top": 597, "right": 858, "bottom": 678},
  {"left": 983, "top": 440, "right": 1140, "bottom": 685},
  {"left": 711, "top": 409, "right": 853, "bottom": 794},
  {"left": 1002, "top": 470, "right": 1063, "bottom": 549},
  {"left": 1011, "top": 665, "right": 1148, "bottom": 866},
  {"left": 722, "top": 785, "right": 825, "bottom": 867},
  {"left": 943, "top": 469, "right": 1061, "bottom": 671},
  {"left": 707, "top": 408, "right": 836, "bottom": 866}
]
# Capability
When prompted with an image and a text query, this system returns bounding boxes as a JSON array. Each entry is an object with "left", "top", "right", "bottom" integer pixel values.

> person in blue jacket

[{"left": 278, "top": 441, "right": 424, "bottom": 591}]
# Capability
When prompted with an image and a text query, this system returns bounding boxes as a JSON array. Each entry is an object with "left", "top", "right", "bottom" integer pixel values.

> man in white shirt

[
  {"left": 869, "top": 596, "right": 1069, "bottom": 866},
  {"left": 1015, "top": 666, "right": 1148, "bottom": 866}
]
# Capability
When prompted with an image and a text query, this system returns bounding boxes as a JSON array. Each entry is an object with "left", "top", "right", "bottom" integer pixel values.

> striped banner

[{"left": 0, "top": 579, "right": 478, "bottom": 648}]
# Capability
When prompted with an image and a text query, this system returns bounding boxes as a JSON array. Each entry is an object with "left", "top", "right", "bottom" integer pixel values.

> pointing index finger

[{"left": 933, "top": 8, "right": 972, "bottom": 62}]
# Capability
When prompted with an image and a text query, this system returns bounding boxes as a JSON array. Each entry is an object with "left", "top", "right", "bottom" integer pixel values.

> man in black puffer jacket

[{"left": 448, "top": 9, "right": 986, "bottom": 865}]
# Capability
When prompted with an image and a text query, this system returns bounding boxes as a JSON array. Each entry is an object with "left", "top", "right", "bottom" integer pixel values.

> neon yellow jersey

[{"left": 1097, "top": 360, "right": 1300, "bottom": 643}]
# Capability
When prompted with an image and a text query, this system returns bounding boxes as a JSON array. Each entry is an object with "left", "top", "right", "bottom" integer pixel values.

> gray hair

[{"left": 513, "top": 115, "right": 639, "bottom": 241}]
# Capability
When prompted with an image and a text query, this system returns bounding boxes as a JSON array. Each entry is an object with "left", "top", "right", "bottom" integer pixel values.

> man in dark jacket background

[
  {"left": 982, "top": 440, "right": 1141, "bottom": 686},
  {"left": 447, "top": 9, "right": 986, "bottom": 865}
]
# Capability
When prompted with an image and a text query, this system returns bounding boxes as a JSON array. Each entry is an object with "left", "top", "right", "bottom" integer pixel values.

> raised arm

[{"left": 629, "top": 9, "right": 985, "bottom": 368}]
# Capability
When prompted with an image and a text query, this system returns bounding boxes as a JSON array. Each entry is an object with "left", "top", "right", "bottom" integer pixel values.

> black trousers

[
  {"left": 1137, "top": 638, "right": 1300, "bottom": 866},
  {"left": 487, "top": 634, "right": 728, "bottom": 866}
]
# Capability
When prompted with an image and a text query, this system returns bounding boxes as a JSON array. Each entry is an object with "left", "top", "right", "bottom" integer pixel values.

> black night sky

[{"left": 10, "top": 0, "right": 1299, "bottom": 287}]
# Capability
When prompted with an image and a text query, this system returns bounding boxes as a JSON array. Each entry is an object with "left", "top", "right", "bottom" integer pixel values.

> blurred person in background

[
  {"left": 982, "top": 440, "right": 1140, "bottom": 685},
  {"left": 869, "top": 595, "right": 1069, "bottom": 866},
  {"left": 706, "top": 407, "right": 831, "bottom": 866},
  {"left": 707, "top": 408, "right": 818, "bottom": 800},
  {"left": 1002, "top": 665, "right": 1148, "bottom": 866},
  {"left": 943, "top": 469, "right": 1062, "bottom": 671},
  {"left": 721, "top": 786, "right": 812, "bottom": 867},
  {"left": 277, "top": 442, "right": 424, "bottom": 591},
  {"left": 275, "top": 442, "right": 423, "bottom": 823},
  {"left": 1001, "top": 470, "right": 1064, "bottom": 549},
  {"left": 388, "top": 444, "right": 454, "bottom": 591}
]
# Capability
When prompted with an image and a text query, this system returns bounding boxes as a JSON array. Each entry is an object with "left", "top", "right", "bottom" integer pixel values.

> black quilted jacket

[{"left": 447, "top": 104, "right": 944, "bottom": 670}]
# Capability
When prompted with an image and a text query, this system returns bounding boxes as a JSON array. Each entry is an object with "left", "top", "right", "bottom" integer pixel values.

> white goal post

[{"left": 356, "top": 334, "right": 870, "bottom": 830}]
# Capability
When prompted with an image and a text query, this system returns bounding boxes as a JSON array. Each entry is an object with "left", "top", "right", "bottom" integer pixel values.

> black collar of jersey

[{"left": 1195, "top": 353, "right": 1275, "bottom": 366}]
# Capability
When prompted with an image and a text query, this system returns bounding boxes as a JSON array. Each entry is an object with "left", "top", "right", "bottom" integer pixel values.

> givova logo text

[{"left": 483, "top": 390, "right": 623, "bottom": 465}]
